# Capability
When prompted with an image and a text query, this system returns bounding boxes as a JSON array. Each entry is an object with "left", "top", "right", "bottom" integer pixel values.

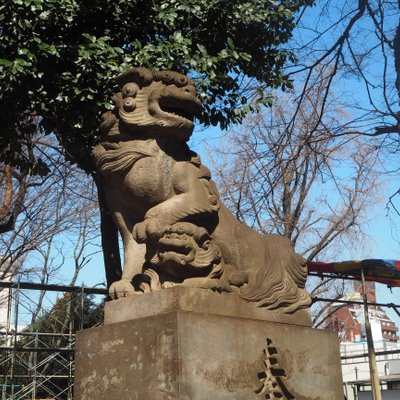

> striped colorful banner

[{"left": 307, "top": 259, "right": 400, "bottom": 287}]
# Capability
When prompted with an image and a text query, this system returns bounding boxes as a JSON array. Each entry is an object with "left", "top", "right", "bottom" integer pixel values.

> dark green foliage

[{"left": 0, "top": 0, "right": 313, "bottom": 174}]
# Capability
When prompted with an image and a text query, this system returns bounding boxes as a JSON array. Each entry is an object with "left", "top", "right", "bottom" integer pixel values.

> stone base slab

[
  {"left": 104, "top": 286, "right": 311, "bottom": 327},
  {"left": 75, "top": 306, "right": 343, "bottom": 399}
]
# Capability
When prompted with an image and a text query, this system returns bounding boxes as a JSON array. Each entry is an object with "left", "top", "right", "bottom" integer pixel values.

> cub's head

[{"left": 101, "top": 67, "right": 202, "bottom": 141}]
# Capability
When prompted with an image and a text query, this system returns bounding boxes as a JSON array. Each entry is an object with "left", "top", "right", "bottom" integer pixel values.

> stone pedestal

[{"left": 75, "top": 287, "right": 343, "bottom": 400}]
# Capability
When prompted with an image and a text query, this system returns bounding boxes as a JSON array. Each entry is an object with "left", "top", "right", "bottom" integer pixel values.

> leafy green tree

[
  {"left": 0, "top": 0, "right": 313, "bottom": 172},
  {"left": 0, "top": 0, "right": 313, "bottom": 284}
]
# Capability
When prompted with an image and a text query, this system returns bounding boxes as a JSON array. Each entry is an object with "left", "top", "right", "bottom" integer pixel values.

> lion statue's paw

[
  {"left": 109, "top": 278, "right": 137, "bottom": 299},
  {"left": 133, "top": 218, "right": 165, "bottom": 243},
  {"left": 181, "top": 277, "right": 232, "bottom": 292}
]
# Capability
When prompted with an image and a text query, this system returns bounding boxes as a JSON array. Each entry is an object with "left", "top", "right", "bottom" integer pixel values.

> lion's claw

[
  {"left": 109, "top": 279, "right": 136, "bottom": 299},
  {"left": 133, "top": 219, "right": 165, "bottom": 242}
]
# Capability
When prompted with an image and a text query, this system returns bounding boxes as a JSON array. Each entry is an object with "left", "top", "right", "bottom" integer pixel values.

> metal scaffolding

[{"left": 0, "top": 281, "right": 107, "bottom": 400}]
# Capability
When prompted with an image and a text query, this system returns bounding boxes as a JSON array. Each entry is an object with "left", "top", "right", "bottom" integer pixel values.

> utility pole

[{"left": 361, "top": 269, "right": 382, "bottom": 400}]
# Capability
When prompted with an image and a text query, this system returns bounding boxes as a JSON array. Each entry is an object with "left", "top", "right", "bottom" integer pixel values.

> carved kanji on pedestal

[{"left": 256, "top": 338, "right": 295, "bottom": 400}]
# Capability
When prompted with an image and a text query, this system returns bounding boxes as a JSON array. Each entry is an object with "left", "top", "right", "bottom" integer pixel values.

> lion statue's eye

[{"left": 122, "top": 83, "right": 139, "bottom": 98}]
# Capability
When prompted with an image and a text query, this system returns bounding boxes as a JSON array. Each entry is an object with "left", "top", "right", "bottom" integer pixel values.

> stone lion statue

[{"left": 93, "top": 67, "right": 311, "bottom": 314}]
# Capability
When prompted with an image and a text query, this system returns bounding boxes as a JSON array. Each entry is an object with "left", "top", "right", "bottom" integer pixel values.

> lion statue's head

[{"left": 100, "top": 67, "right": 202, "bottom": 141}]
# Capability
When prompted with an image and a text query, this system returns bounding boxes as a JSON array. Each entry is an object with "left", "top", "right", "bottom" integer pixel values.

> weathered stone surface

[
  {"left": 75, "top": 290, "right": 342, "bottom": 400},
  {"left": 93, "top": 67, "right": 311, "bottom": 316},
  {"left": 104, "top": 286, "right": 311, "bottom": 327}
]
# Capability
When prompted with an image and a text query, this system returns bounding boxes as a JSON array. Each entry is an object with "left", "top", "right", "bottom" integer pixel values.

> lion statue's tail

[{"left": 239, "top": 235, "right": 311, "bottom": 314}]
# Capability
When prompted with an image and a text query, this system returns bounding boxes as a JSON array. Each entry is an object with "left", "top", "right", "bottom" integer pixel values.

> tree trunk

[{"left": 94, "top": 174, "right": 122, "bottom": 288}]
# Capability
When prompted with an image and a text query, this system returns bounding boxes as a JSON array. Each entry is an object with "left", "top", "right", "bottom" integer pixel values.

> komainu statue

[{"left": 93, "top": 67, "right": 311, "bottom": 314}]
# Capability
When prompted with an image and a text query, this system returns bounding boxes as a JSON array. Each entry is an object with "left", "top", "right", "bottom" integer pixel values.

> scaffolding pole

[
  {"left": 10, "top": 281, "right": 20, "bottom": 400},
  {"left": 361, "top": 269, "right": 382, "bottom": 400}
]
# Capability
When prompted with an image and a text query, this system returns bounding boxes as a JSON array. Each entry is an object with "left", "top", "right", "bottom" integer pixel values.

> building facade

[{"left": 324, "top": 282, "right": 400, "bottom": 400}]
